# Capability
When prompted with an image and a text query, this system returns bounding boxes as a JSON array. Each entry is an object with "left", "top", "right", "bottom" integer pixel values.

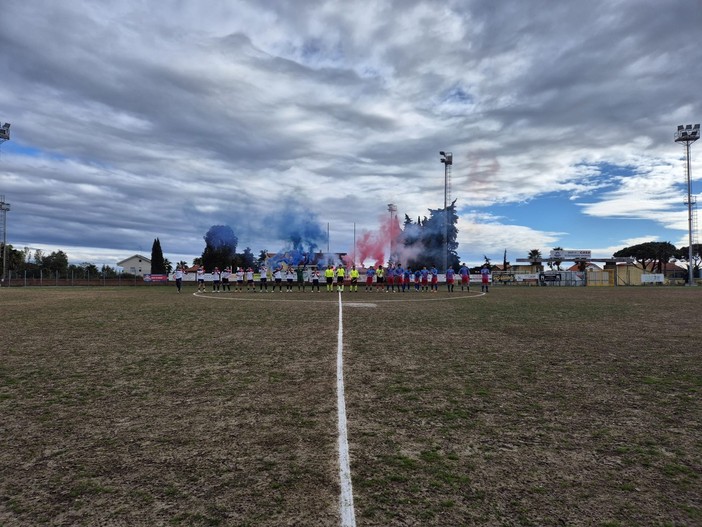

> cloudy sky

[{"left": 1, "top": 0, "right": 700, "bottom": 268}]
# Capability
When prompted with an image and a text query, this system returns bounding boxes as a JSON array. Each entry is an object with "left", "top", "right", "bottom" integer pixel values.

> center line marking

[{"left": 337, "top": 292, "right": 356, "bottom": 527}]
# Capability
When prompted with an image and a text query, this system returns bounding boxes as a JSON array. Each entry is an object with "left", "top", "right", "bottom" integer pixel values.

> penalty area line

[{"left": 337, "top": 292, "right": 356, "bottom": 527}]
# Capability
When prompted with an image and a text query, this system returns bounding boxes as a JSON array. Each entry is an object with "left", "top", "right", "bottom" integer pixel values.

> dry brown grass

[{"left": 1, "top": 285, "right": 700, "bottom": 526}]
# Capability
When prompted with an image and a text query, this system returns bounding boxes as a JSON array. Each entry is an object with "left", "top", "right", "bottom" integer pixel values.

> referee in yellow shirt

[
  {"left": 349, "top": 265, "right": 360, "bottom": 292},
  {"left": 325, "top": 266, "right": 335, "bottom": 291},
  {"left": 336, "top": 265, "right": 346, "bottom": 292}
]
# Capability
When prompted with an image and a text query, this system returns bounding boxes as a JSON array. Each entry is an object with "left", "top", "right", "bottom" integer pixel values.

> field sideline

[{"left": 1, "top": 286, "right": 700, "bottom": 526}]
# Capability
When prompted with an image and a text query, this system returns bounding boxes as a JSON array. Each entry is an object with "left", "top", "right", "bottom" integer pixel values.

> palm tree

[
  {"left": 550, "top": 246, "right": 563, "bottom": 270},
  {"left": 528, "top": 249, "right": 542, "bottom": 271}
]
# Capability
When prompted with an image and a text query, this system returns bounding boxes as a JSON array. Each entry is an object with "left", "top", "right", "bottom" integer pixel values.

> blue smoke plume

[
  {"left": 204, "top": 225, "right": 238, "bottom": 251},
  {"left": 264, "top": 202, "right": 327, "bottom": 267}
]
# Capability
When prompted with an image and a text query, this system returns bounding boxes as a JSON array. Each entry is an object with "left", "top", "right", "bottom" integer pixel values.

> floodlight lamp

[{"left": 440, "top": 151, "right": 453, "bottom": 164}]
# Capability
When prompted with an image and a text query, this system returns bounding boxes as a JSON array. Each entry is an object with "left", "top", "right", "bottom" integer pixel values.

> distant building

[
  {"left": 116, "top": 254, "right": 151, "bottom": 276},
  {"left": 510, "top": 263, "right": 541, "bottom": 274},
  {"left": 566, "top": 262, "right": 602, "bottom": 272},
  {"left": 606, "top": 262, "right": 644, "bottom": 286}
]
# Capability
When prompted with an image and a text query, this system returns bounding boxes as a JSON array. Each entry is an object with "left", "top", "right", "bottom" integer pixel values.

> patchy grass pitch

[{"left": 1, "top": 286, "right": 700, "bottom": 526}]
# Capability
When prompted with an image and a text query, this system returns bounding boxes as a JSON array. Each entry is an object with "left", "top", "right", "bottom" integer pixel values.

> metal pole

[
  {"left": 444, "top": 162, "right": 448, "bottom": 275},
  {"left": 0, "top": 196, "right": 9, "bottom": 285},
  {"left": 387, "top": 204, "right": 397, "bottom": 264},
  {"left": 685, "top": 141, "right": 694, "bottom": 286},
  {"left": 0, "top": 122, "right": 11, "bottom": 286},
  {"left": 440, "top": 152, "right": 452, "bottom": 274},
  {"left": 675, "top": 124, "right": 699, "bottom": 286}
]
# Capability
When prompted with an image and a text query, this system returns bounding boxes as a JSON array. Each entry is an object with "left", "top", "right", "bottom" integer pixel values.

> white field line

[{"left": 337, "top": 292, "right": 356, "bottom": 527}]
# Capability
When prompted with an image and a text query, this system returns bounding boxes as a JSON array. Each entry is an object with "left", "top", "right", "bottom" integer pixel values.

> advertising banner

[
  {"left": 549, "top": 249, "right": 591, "bottom": 260},
  {"left": 144, "top": 274, "right": 169, "bottom": 283}
]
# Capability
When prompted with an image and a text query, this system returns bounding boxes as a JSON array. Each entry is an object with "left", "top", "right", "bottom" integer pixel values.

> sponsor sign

[
  {"left": 143, "top": 274, "right": 169, "bottom": 282},
  {"left": 515, "top": 273, "right": 540, "bottom": 281},
  {"left": 549, "top": 249, "right": 591, "bottom": 260}
]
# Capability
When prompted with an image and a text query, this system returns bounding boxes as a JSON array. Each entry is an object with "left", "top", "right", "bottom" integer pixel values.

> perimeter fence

[{"left": 0, "top": 270, "right": 162, "bottom": 287}]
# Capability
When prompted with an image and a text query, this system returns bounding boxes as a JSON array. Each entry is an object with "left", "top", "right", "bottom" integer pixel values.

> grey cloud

[{"left": 1, "top": 0, "right": 701, "bottom": 266}]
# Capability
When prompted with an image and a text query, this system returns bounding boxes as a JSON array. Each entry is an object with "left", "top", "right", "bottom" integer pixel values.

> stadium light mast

[
  {"left": 1, "top": 196, "right": 9, "bottom": 285},
  {"left": 440, "top": 151, "right": 452, "bottom": 274},
  {"left": 675, "top": 123, "right": 700, "bottom": 286},
  {"left": 0, "top": 122, "right": 10, "bottom": 286},
  {"left": 0, "top": 123, "right": 9, "bottom": 144},
  {"left": 387, "top": 203, "right": 397, "bottom": 264}
]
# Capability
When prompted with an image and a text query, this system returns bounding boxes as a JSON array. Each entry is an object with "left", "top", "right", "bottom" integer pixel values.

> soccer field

[{"left": 1, "top": 286, "right": 700, "bottom": 526}]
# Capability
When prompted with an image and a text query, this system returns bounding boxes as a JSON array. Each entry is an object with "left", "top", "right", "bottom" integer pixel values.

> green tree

[
  {"left": 257, "top": 250, "right": 268, "bottom": 269},
  {"left": 614, "top": 241, "right": 677, "bottom": 273},
  {"left": 528, "top": 249, "right": 542, "bottom": 267},
  {"left": 68, "top": 263, "right": 83, "bottom": 278},
  {"left": 404, "top": 200, "right": 460, "bottom": 271},
  {"left": 81, "top": 262, "right": 99, "bottom": 278},
  {"left": 401, "top": 214, "right": 420, "bottom": 249},
  {"left": 101, "top": 265, "right": 119, "bottom": 278},
  {"left": 43, "top": 250, "right": 69, "bottom": 277},
  {"left": 550, "top": 246, "right": 564, "bottom": 270},
  {"left": 676, "top": 244, "right": 701, "bottom": 277},
  {"left": 233, "top": 247, "right": 256, "bottom": 270},
  {"left": 202, "top": 225, "right": 238, "bottom": 270},
  {"left": 1, "top": 243, "right": 25, "bottom": 276},
  {"left": 150, "top": 238, "right": 166, "bottom": 274}
]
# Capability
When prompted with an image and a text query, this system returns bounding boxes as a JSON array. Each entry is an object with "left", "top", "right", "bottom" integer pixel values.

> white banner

[
  {"left": 549, "top": 249, "right": 591, "bottom": 260},
  {"left": 515, "top": 273, "right": 540, "bottom": 281}
]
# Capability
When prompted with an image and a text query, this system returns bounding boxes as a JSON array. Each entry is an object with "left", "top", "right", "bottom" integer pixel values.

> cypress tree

[{"left": 150, "top": 238, "right": 167, "bottom": 274}]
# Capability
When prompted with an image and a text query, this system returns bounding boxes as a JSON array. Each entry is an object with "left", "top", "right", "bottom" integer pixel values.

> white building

[{"left": 116, "top": 254, "right": 151, "bottom": 277}]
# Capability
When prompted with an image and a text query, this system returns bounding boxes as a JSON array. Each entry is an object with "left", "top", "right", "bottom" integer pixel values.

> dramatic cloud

[{"left": 0, "top": 0, "right": 700, "bottom": 267}]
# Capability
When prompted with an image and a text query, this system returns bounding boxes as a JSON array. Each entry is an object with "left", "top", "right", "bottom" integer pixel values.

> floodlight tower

[
  {"left": 1, "top": 195, "right": 9, "bottom": 285},
  {"left": 387, "top": 203, "right": 397, "bottom": 264},
  {"left": 0, "top": 123, "right": 9, "bottom": 144},
  {"left": 675, "top": 123, "right": 700, "bottom": 286},
  {"left": 0, "top": 123, "right": 10, "bottom": 285},
  {"left": 440, "top": 151, "right": 453, "bottom": 274}
]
